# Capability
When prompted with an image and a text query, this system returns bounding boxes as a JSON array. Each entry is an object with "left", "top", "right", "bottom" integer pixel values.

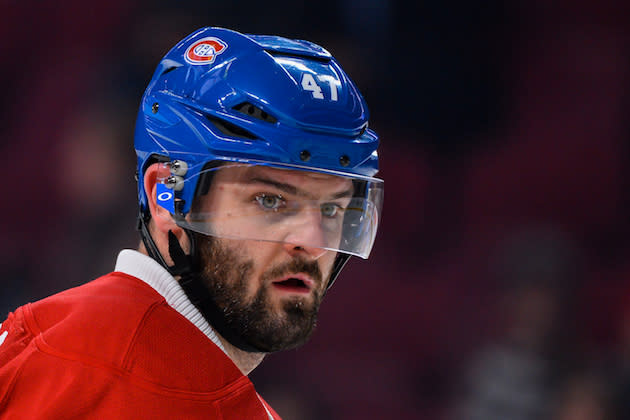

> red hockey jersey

[{"left": 0, "top": 268, "right": 281, "bottom": 419}]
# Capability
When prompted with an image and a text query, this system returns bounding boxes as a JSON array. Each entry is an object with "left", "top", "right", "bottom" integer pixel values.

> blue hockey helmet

[{"left": 134, "top": 27, "right": 383, "bottom": 262}]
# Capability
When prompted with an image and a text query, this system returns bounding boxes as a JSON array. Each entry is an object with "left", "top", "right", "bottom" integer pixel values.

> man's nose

[{"left": 282, "top": 210, "right": 329, "bottom": 259}]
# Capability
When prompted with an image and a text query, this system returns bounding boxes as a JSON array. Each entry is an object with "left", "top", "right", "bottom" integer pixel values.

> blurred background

[{"left": 2, "top": 0, "right": 630, "bottom": 418}]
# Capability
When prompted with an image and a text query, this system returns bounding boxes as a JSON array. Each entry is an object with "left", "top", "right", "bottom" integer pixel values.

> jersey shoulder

[
  {"left": 0, "top": 273, "right": 279, "bottom": 418},
  {"left": 22, "top": 271, "right": 243, "bottom": 391},
  {"left": 26, "top": 272, "right": 165, "bottom": 366}
]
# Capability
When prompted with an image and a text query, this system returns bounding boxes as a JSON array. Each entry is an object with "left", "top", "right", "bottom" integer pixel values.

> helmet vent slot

[
  {"left": 205, "top": 115, "right": 258, "bottom": 140},
  {"left": 233, "top": 102, "right": 277, "bottom": 124},
  {"left": 161, "top": 65, "right": 180, "bottom": 75},
  {"left": 265, "top": 50, "right": 331, "bottom": 64}
]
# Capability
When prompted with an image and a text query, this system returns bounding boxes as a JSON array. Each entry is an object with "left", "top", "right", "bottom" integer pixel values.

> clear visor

[{"left": 155, "top": 162, "right": 384, "bottom": 259}]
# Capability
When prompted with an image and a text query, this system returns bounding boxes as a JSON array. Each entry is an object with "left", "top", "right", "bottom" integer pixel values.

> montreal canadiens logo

[{"left": 184, "top": 37, "right": 228, "bottom": 65}]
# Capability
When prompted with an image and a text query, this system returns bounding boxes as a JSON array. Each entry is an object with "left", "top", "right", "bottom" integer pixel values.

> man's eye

[
  {"left": 255, "top": 194, "right": 285, "bottom": 211},
  {"left": 321, "top": 202, "right": 342, "bottom": 218}
]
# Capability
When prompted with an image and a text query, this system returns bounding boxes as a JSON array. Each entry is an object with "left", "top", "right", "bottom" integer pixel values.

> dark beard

[{"left": 195, "top": 234, "right": 326, "bottom": 353}]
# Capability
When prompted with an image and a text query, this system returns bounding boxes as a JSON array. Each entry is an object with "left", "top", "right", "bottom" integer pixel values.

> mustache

[{"left": 261, "top": 258, "right": 323, "bottom": 285}]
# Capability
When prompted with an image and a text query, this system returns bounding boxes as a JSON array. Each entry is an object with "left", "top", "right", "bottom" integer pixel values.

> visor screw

[
  {"left": 299, "top": 150, "right": 311, "bottom": 162},
  {"left": 170, "top": 160, "right": 188, "bottom": 176},
  {"left": 339, "top": 155, "right": 350, "bottom": 167},
  {"left": 165, "top": 175, "right": 185, "bottom": 191},
  {"left": 151, "top": 102, "right": 159, "bottom": 114}
]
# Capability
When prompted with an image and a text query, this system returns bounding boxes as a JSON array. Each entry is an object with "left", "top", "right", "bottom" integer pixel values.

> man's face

[{"left": 193, "top": 165, "right": 353, "bottom": 352}]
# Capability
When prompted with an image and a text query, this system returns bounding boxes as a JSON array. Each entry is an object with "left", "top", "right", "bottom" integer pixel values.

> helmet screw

[
  {"left": 299, "top": 150, "right": 311, "bottom": 162},
  {"left": 170, "top": 160, "right": 188, "bottom": 176},
  {"left": 339, "top": 155, "right": 350, "bottom": 167},
  {"left": 151, "top": 102, "right": 159, "bottom": 114},
  {"left": 165, "top": 175, "right": 184, "bottom": 191}
]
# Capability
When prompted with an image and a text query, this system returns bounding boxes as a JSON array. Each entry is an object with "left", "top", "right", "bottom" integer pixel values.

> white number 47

[{"left": 301, "top": 73, "right": 339, "bottom": 101}]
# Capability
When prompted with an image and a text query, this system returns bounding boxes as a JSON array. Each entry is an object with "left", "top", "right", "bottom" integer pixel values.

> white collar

[{"left": 114, "top": 249, "right": 226, "bottom": 354}]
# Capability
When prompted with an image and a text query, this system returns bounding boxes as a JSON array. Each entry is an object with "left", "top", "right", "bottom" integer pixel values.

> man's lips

[{"left": 271, "top": 273, "right": 314, "bottom": 294}]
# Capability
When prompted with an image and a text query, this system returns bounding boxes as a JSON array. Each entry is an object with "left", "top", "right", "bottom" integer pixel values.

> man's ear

[{"left": 144, "top": 163, "right": 181, "bottom": 236}]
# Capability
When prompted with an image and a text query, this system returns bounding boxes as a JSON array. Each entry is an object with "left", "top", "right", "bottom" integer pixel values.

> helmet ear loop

[
  {"left": 138, "top": 210, "right": 172, "bottom": 272},
  {"left": 138, "top": 160, "right": 193, "bottom": 277},
  {"left": 137, "top": 207, "right": 198, "bottom": 279},
  {"left": 166, "top": 197, "right": 200, "bottom": 279},
  {"left": 167, "top": 226, "right": 198, "bottom": 278}
]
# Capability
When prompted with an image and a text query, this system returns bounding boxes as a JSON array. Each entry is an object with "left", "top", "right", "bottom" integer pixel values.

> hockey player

[{"left": 0, "top": 27, "right": 383, "bottom": 419}]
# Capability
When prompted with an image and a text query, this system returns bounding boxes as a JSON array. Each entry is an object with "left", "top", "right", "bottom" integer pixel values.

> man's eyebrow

[
  {"left": 330, "top": 188, "right": 354, "bottom": 200},
  {"left": 249, "top": 177, "right": 353, "bottom": 200},
  {"left": 250, "top": 177, "right": 301, "bottom": 196}
]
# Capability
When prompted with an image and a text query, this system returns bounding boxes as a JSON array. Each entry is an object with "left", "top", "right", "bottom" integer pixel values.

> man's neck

[{"left": 219, "top": 335, "right": 266, "bottom": 376}]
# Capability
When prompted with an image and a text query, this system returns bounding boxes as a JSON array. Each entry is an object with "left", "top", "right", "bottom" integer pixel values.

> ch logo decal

[{"left": 185, "top": 37, "right": 228, "bottom": 65}]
